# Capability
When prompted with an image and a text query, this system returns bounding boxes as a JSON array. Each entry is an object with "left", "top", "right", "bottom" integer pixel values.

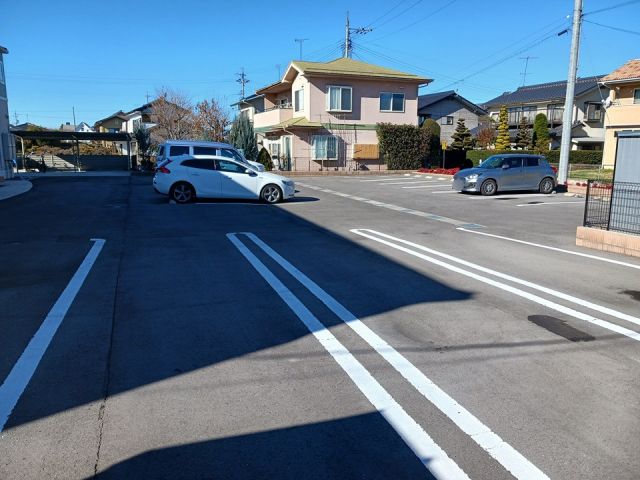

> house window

[
  {"left": 585, "top": 102, "right": 602, "bottom": 121},
  {"left": 441, "top": 116, "right": 453, "bottom": 125},
  {"left": 294, "top": 89, "right": 304, "bottom": 112},
  {"left": 326, "top": 86, "right": 352, "bottom": 112},
  {"left": 634, "top": 89, "right": 640, "bottom": 104},
  {"left": 547, "top": 104, "right": 564, "bottom": 123},
  {"left": 312, "top": 135, "right": 338, "bottom": 160},
  {"left": 380, "top": 92, "right": 405, "bottom": 112}
]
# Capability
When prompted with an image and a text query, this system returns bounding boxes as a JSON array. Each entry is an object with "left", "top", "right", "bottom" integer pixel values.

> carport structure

[{"left": 10, "top": 130, "right": 134, "bottom": 171}]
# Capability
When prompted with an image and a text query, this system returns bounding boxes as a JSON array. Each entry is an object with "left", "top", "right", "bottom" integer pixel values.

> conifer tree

[
  {"left": 515, "top": 115, "right": 532, "bottom": 150},
  {"left": 229, "top": 115, "right": 259, "bottom": 160},
  {"left": 450, "top": 118, "right": 474, "bottom": 150},
  {"left": 494, "top": 105, "right": 511, "bottom": 150},
  {"left": 533, "top": 113, "right": 550, "bottom": 151}
]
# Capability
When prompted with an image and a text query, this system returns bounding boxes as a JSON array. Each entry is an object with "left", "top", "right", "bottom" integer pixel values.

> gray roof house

[
  {"left": 418, "top": 91, "right": 487, "bottom": 146},
  {"left": 482, "top": 76, "right": 608, "bottom": 150}
]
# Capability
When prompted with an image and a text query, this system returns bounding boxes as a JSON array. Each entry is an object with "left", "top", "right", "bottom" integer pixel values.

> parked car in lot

[
  {"left": 155, "top": 140, "right": 265, "bottom": 172},
  {"left": 153, "top": 155, "right": 295, "bottom": 204},
  {"left": 452, "top": 154, "right": 556, "bottom": 195}
]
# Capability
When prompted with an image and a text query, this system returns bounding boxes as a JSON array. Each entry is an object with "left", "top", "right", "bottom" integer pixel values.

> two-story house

[
  {"left": 482, "top": 76, "right": 608, "bottom": 150},
  {"left": 251, "top": 57, "right": 430, "bottom": 171},
  {"left": 417, "top": 90, "right": 487, "bottom": 146},
  {"left": 600, "top": 59, "right": 640, "bottom": 172},
  {"left": 0, "top": 45, "right": 14, "bottom": 179}
]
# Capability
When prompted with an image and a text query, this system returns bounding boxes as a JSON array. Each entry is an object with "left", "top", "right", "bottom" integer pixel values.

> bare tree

[
  {"left": 150, "top": 87, "right": 195, "bottom": 143},
  {"left": 476, "top": 126, "right": 497, "bottom": 149},
  {"left": 193, "top": 98, "right": 230, "bottom": 142}
]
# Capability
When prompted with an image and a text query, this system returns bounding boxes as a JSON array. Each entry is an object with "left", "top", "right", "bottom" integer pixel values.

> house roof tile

[
  {"left": 482, "top": 75, "right": 604, "bottom": 108},
  {"left": 292, "top": 57, "right": 430, "bottom": 82},
  {"left": 601, "top": 59, "right": 640, "bottom": 83},
  {"left": 418, "top": 90, "right": 487, "bottom": 115}
]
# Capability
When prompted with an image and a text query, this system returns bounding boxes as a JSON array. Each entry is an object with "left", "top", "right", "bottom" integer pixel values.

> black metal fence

[{"left": 584, "top": 180, "right": 640, "bottom": 235}]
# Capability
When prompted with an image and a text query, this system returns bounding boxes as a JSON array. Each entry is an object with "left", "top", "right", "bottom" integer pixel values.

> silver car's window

[
  {"left": 503, "top": 157, "right": 522, "bottom": 168},
  {"left": 479, "top": 156, "right": 504, "bottom": 168},
  {"left": 193, "top": 146, "right": 217, "bottom": 155},
  {"left": 170, "top": 145, "right": 189, "bottom": 156},
  {"left": 220, "top": 148, "right": 246, "bottom": 164}
]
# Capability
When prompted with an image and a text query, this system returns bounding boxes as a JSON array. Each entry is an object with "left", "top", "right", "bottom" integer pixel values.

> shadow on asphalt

[{"left": 90, "top": 412, "right": 436, "bottom": 480}]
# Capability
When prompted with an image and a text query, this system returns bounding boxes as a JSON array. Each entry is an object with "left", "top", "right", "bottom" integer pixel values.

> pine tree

[
  {"left": 449, "top": 118, "right": 474, "bottom": 150},
  {"left": 515, "top": 115, "right": 532, "bottom": 150},
  {"left": 533, "top": 113, "right": 550, "bottom": 152},
  {"left": 257, "top": 147, "right": 274, "bottom": 171},
  {"left": 229, "top": 115, "right": 259, "bottom": 160},
  {"left": 494, "top": 105, "right": 511, "bottom": 150}
]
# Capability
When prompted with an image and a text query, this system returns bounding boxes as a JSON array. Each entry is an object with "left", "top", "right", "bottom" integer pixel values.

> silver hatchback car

[{"left": 452, "top": 154, "right": 557, "bottom": 195}]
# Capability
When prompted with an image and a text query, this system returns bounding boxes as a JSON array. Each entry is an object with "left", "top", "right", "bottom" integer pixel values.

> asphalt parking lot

[{"left": 1, "top": 174, "right": 639, "bottom": 480}]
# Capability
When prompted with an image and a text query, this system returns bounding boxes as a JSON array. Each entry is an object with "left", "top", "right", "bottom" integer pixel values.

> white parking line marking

[
  {"left": 351, "top": 230, "right": 640, "bottom": 342},
  {"left": 379, "top": 181, "right": 445, "bottom": 186},
  {"left": 227, "top": 233, "right": 470, "bottom": 480},
  {"left": 237, "top": 232, "right": 548, "bottom": 480},
  {"left": 0, "top": 239, "right": 106, "bottom": 432},
  {"left": 431, "top": 190, "right": 458, "bottom": 194},
  {"left": 360, "top": 177, "right": 418, "bottom": 182},
  {"left": 296, "top": 182, "right": 483, "bottom": 229},
  {"left": 516, "top": 201, "right": 584, "bottom": 207},
  {"left": 457, "top": 228, "right": 640, "bottom": 270},
  {"left": 469, "top": 194, "right": 556, "bottom": 200},
  {"left": 403, "top": 185, "right": 454, "bottom": 189}
]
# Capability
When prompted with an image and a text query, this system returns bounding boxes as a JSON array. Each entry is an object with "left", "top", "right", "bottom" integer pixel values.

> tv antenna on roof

[{"left": 519, "top": 56, "right": 538, "bottom": 86}]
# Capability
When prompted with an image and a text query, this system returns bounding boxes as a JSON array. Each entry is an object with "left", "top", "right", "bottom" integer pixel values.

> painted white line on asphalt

[
  {"left": 431, "top": 190, "right": 458, "bottom": 194},
  {"left": 240, "top": 232, "right": 548, "bottom": 480},
  {"left": 227, "top": 233, "right": 469, "bottom": 480},
  {"left": 295, "top": 182, "right": 483, "bottom": 228},
  {"left": 360, "top": 177, "right": 418, "bottom": 182},
  {"left": 457, "top": 228, "right": 640, "bottom": 271},
  {"left": 403, "top": 185, "right": 454, "bottom": 189},
  {"left": 469, "top": 194, "right": 555, "bottom": 201},
  {"left": 379, "top": 181, "right": 445, "bottom": 185},
  {"left": 352, "top": 229, "right": 640, "bottom": 342},
  {"left": 0, "top": 239, "right": 106, "bottom": 432},
  {"left": 516, "top": 201, "right": 584, "bottom": 207}
]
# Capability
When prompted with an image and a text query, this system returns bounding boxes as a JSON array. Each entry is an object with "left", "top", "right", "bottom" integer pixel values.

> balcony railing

[{"left": 253, "top": 106, "right": 293, "bottom": 129}]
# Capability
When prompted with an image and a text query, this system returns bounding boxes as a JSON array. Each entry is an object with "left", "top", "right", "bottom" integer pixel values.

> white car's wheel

[
  {"left": 170, "top": 182, "right": 195, "bottom": 204},
  {"left": 261, "top": 184, "right": 282, "bottom": 204}
]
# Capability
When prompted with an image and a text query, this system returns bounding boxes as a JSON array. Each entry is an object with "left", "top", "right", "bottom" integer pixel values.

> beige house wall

[{"left": 602, "top": 82, "right": 640, "bottom": 168}]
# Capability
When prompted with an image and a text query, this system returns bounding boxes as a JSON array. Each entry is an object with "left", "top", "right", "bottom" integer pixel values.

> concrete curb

[{"left": 0, "top": 179, "right": 33, "bottom": 201}]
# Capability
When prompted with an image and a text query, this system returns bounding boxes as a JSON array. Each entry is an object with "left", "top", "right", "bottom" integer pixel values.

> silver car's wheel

[
  {"left": 480, "top": 179, "right": 497, "bottom": 196},
  {"left": 261, "top": 184, "right": 282, "bottom": 204},
  {"left": 539, "top": 177, "right": 555, "bottom": 194},
  {"left": 170, "top": 182, "right": 194, "bottom": 204}
]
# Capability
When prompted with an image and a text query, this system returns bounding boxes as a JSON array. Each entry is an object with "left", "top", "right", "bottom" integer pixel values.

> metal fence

[{"left": 584, "top": 180, "right": 640, "bottom": 235}]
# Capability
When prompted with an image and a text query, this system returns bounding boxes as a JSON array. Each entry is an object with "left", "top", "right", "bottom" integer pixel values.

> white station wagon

[{"left": 153, "top": 155, "right": 295, "bottom": 204}]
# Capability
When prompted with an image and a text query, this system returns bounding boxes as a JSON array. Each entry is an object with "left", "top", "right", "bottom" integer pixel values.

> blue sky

[{"left": 2, "top": 0, "right": 639, "bottom": 128}]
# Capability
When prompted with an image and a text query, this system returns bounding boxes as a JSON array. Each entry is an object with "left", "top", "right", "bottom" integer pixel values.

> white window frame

[
  {"left": 584, "top": 102, "right": 602, "bottom": 121},
  {"left": 312, "top": 135, "right": 338, "bottom": 160},
  {"left": 441, "top": 116, "right": 454, "bottom": 125},
  {"left": 326, "top": 85, "right": 352, "bottom": 112},
  {"left": 294, "top": 89, "right": 304, "bottom": 112},
  {"left": 379, "top": 92, "right": 405, "bottom": 112}
]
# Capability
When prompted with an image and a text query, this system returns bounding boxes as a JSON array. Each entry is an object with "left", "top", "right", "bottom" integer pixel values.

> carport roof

[{"left": 10, "top": 129, "right": 132, "bottom": 141}]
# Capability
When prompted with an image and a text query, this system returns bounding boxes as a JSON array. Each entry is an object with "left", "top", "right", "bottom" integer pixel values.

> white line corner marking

[
  {"left": 227, "top": 232, "right": 547, "bottom": 480},
  {"left": 0, "top": 239, "right": 106, "bottom": 432}
]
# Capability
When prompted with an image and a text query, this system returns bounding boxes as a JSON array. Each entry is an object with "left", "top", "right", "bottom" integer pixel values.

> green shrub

[
  {"left": 257, "top": 147, "right": 274, "bottom": 171},
  {"left": 465, "top": 149, "right": 603, "bottom": 166},
  {"left": 376, "top": 123, "right": 431, "bottom": 170}
]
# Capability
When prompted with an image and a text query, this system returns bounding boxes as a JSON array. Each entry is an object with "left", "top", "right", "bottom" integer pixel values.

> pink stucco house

[{"left": 251, "top": 58, "right": 430, "bottom": 172}]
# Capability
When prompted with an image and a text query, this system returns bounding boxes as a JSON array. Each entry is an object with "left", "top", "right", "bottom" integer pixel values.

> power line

[
  {"left": 236, "top": 68, "right": 249, "bottom": 99},
  {"left": 371, "top": 0, "right": 424, "bottom": 30},
  {"left": 583, "top": 0, "right": 640, "bottom": 17},
  {"left": 584, "top": 19, "right": 640, "bottom": 36},
  {"left": 294, "top": 38, "right": 309, "bottom": 60},
  {"left": 519, "top": 56, "right": 539, "bottom": 85},
  {"left": 364, "top": 0, "right": 410, "bottom": 28}
]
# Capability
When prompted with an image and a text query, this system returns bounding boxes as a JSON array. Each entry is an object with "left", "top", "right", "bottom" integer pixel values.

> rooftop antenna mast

[
  {"left": 236, "top": 68, "right": 249, "bottom": 99},
  {"left": 294, "top": 38, "right": 309, "bottom": 60},
  {"left": 344, "top": 11, "right": 372, "bottom": 58},
  {"left": 519, "top": 56, "right": 538, "bottom": 86}
]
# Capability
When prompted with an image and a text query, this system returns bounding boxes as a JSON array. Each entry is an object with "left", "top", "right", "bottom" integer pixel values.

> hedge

[
  {"left": 465, "top": 149, "right": 603, "bottom": 166},
  {"left": 376, "top": 123, "right": 431, "bottom": 170}
]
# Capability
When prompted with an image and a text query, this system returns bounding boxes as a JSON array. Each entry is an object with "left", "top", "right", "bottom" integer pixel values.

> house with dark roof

[
  {"left": 599, "top": 59, "right": 640, "bottom": 170},
  {"left": 482, "top": 76, "right": 609, "bottom": 150},
  {"left": 230, "top": 93, "right": 266, "bottom": 123},
  {"left": 251, "top": 57, "right": 430, "bottom": 171},
  {"left": 417, "top": 90, "right": 487, "bottom": 146}
]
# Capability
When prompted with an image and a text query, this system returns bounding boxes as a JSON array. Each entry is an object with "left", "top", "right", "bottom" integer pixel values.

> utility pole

[
  {"left": 13, "top": 111, "right": 19, "bottom": 124},
  {"left": 344, "top": 12, "right": 372, "bottom": 58},
  {"left": 145, "top": 91, "right": 151, "bottom": 104},
  {"left": 72, "top": 106, "right": 77, "bottom": 129},
  {"left": 294, "top": 38, "right": 308, "bottom": 60},
  {"left": 519, "top": 56, "right": 538, "bottom": 86},
  {"left": 236, "top": 68, "right": 249, "bottom": 100},
  {"left": 557, "top": 0, "right": 583, "bottom": 190}
]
